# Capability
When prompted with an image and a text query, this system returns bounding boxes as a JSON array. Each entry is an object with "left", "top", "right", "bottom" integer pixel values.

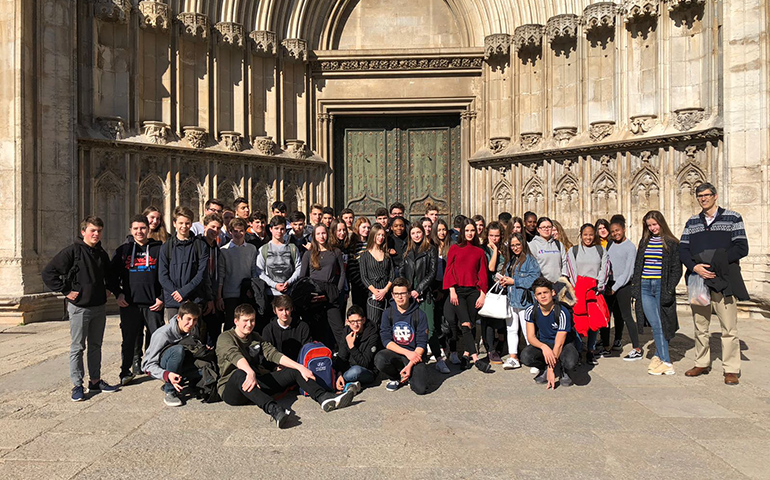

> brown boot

[
  {"left": 724, "top": 372, "right": 740, "bottom": 385},
  {"left": 685, "top": 366, "right": 711, "bottom": 377}
]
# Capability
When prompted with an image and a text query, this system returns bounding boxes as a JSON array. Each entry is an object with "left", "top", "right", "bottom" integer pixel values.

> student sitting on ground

[
  {"left": 520, "top": 277, "right": 580, "bottom": 389},
  {"left": 334, "top": 305, "right": 380, "bottom": 392},
  {"left": 216, "top": 303, "right": 356, "bottom": 428},
  {"left": 374, "top": 277, "right": 430, "bottom": 395},
  {"left": 142, "top": 301, "right": 204, "bottom": 407},
  {"left": 261, "top": 295, "right": 311, "bottom": 368}
]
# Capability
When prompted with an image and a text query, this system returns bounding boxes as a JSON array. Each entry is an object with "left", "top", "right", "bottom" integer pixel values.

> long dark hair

[
  {"left": 404, "top": 224, "right": 432, "bottom": 256},
  {"left": 641, "top": 210, "right": 679, "bottom": 251},
  {"left": 431, "top": 219, "right": 450, "bottom": 257},
  {"left": 309, "top": 224, "right": 330, "bottom": 271},
  {"left": 366, "top": 223, "right": 388, "bottom": 253},
  {"left": 486, "top": 221, "right": 508, "bottom": 265},
  {"left": 506, "top": 232, "right": 531, "bottom": 272},
  {"left": 457, "top": 218, "right": 480, "bottom": 247}
]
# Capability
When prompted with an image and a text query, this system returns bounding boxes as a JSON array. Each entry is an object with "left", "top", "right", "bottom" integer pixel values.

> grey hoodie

[
  {"left": 141, "top": 316, "right": 196, "bottom": 381},
  {"left": 528, "top": 236, "right": 567, "bottom": 283}
]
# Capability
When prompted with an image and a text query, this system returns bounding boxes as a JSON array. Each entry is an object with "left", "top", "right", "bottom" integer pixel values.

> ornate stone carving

[
  {"left": 138, "top": 1, "right": 169, "bottom": 30},
  {"left": 583, "top": 2, "right": 617, "bottom": 33},
  {"left": 142, "top": 121, "right": 169, "bottom": 145},
  {"left": 177, "top": 12, "right": 209, "bottom": 39},
  {"left": 600, "top": 155, "right": 613, "bottom": 169},
  {"left": 545, "top": 14, "right": 579, "bottom": 43},
  {"left": 214, "top": 22, "right": 244, "bottom": 47},
  {"left": 623, "top": 1, "right": 659, "bottom": 24},
  {"left": 285, "top": 139, "right": 310, "bottom": 159},
  {"left": 183, "top": 126, "right": 208, "bottom": 149},
  {"left": 667, "top": 0, "right": 706, "bottom": 12},
  {"left": 93, "top": 0, "right": 131, "bottom": 23},
  {"left": 513, "top": 24, "right": 544, "bottom": 52},
  {"left": 461, "top": 110, "right": 478, "bottom": 121},
  {"left": 281, "top": 39, "right": 308, "bottom": 62},
  {"left": 254, "top": 136, "right": 276, "bottom": 156},
  {"left": 589, "top": 121, "right": 615, "bottom": 141},
  {"left": 249, "top": 31, "right": 277, "bottom": 56},
  {"left": 630, "top": 115, "right": 657, "bottom": 135},
  {"left": 553, "top": 127, "right": 577, "bottom": 146},
  {"left": 484, "top": 34, "right": 512, "bottom": 60},
  {"left": 219, "top": 131, "right": 243, "bottom": 152},
  {"left": 96, "top": 116, "right": 126, "bottom": 140},
  {"left": 489, "top": 137, "right": 510, "bottom": 154},
  {"left": 311, "top": 56, "right": 484, "bottom": 72},
  {"left": 520, "top": 132, "right": 542, "bottom": 150},
  {"left": 673, "top": 108, "right": 705, "bottom": 131}
]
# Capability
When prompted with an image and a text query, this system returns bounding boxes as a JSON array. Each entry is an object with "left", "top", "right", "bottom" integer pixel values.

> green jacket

[{"left": 215, "top": 329, "right": 285, "bottom": 397}]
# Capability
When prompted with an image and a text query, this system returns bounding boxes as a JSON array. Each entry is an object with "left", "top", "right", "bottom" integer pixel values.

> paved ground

[{"left": 1, "top": 314, "right": 770, "bottom": 479}]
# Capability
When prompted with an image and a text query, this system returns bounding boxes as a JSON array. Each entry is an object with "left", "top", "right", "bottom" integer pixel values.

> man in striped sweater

[{"left": 680, "top": 183, "right": 749, "bottom": 385}]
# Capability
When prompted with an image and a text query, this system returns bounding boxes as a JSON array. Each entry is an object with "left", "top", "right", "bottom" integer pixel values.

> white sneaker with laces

[{"left": 503, "top": 357, "right": 521, "bottom": 370}]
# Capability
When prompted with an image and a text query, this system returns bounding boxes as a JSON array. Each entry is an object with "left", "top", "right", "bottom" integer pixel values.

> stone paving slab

[{"left": 1, "top": 315, "right": 769, "bottom": 479}]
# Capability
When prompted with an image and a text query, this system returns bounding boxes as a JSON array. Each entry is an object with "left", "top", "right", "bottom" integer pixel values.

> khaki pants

[{"left": 690, "top": 291, "right": 740, "bottom": 374}]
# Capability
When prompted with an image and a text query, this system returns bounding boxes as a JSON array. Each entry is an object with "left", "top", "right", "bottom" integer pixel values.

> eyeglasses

[
  {"left": 538, "top": 225, "right": 553, "bottom": 230},
  {"left": 392, "top": 291, "right": 409, "bottom": 297},
  {"left": 348, "top": 320, "right": 364, "bottom": 325},
  {"left": 696, "top": 193, "right": 714, "bottom": 199}
]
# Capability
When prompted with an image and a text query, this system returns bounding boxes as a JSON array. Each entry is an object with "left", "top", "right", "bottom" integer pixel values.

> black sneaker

[
  {"left": 586, "top": 352, "right": 599, "bottom": 365},
  {"left": 623, "top": 349, "right": 644, "bottom": 361},
  {"left": 71, "top": 385, "right": 85, "bottom": 402},
  {"left": 459, "top": 355, "right": 472, "bottom": 370},
  {"left": 534, "top": 369, "right": 548, "bottom": 384},
  {"left": 87, "top": 380, "right": 119, "bottom": 393},
  {"left": 475, "top": 358, "right": 493, "bottom": 373},
  {"left": 597, "top": 348, "right": 612, "bottom": 358},
  {"left": 612, "top": 339, "right": 623, "bottom": 351},
  {"left": 268, "top": 404, "right": 290, "bottom": 429},
  {"left": 321, "top": 389, "right": 355, "bottom": 412},
  {"left": 131, "top": 361, "right": 142, "bottom": 376}
]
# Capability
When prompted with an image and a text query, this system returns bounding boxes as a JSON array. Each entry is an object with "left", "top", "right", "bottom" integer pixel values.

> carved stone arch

[
  {"left": 138, "top": 174, "right": 166, "bottom": 214},
  {"left": 591, "top": 170, "right": 618, "bottom": 219},
  {"left": 676, "top": 163, "right": 707, "bottom": 227},
  {"left": 179, "top": 178, "right": 204, "bottom": 221},
  {"left": 251, "top": 180, "right": 269, "bottom": 215},
  {"left": 554, "top": 171, "right": 580, "bottom": 230},
  {"left": 630, "top": 159, "right": 661, "bottom": 223},
  {"left": 521, "top": 176, "right": 545, "bottom": 216},
  {"left": 94, "top": 170, "right": 126, "bottom": 251},
  {"left": 217, "top": 180, "right": 240, "bottom": 210},
  {"left": 492, "top": 177, "right": 513, "bottom": 216}
]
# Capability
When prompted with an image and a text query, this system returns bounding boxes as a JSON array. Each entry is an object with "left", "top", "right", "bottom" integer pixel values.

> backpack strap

[
  {"left": 571, "top": 245, "right": 578, "bottom": 259},
  {"left": 260, "top": 242, "right": 269, "bottom": 262},
  {"left": 289, "top": 243, "right": 298, "bottom": 266},
  {"left": 595, "top": 245, "right": 604, "bottom": 258}
]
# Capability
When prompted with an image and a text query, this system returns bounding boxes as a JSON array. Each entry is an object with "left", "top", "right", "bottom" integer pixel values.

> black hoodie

[
  {"left": 41, "top": 239, "right": 115, "bottom": 307},
  {"left": 337, "top": 319, "right": 380, "bottom": 370},
  {"left": 111, "top": 237, "right": 163, "bottom": 306}
]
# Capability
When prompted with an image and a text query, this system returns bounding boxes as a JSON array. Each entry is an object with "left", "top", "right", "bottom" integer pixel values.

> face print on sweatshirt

[
  {"left": 392, "top": 321, "right": 415, "bottom": 346},
  {"left": 265, "top": 245, "right": 295, "bottom": 283}
]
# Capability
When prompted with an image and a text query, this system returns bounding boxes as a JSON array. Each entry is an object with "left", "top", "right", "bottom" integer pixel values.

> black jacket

[
  {"left": 158, "top": 235, "right": 211, "bottom": 307},
  {"left": 630, "top": 237, "right": 683, "bottom": 341},
  {"left": 388, "top": 232, "right": 408, "bottom": 272},
  {"left": 336, "top": 320, "right": 380, "bottom": 371},
  {"left": 402, "top": 244, "right": 438, "bottom": 300},
  {"left": 41, "top": 238, "right": 115, "bottom": 307},
  {"left": 693, "top": 248, "right": 750, "bottom": 301},
  {"left": 111, "top": 237, "right": 163, "bottom": 306}
]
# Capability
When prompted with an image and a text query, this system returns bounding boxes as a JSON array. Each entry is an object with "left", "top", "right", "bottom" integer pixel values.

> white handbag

[{"left": 478, "top": 281, "right": 509, "bottom": 320}]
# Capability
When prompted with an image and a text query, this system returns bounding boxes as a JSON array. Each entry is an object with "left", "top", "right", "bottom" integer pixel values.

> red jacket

[
  {"left": 572, "top": 276, "right": 609, "bottom": 336},
  {"left": 443, "top": 244, "right": 489, "bottom": 292}
]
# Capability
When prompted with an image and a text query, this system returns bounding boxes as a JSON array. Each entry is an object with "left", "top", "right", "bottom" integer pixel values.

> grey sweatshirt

[
  {"left": 256, "top": 242, "right": 302, "bottom": 296},
  {"left": 218, "top": 240, "right": 258, "bottom": 299},
  {"left": 528, "top": 236, "right": 567, "bottom": 282},
  {"left": 606, "top": 239, "right": 636, "bottom": 289},
  {"left": 141, "top": 317, "right": 195, "bottom": 382},
  {"left": 564, "top": 244, "right": 610, "bottom": 290}
]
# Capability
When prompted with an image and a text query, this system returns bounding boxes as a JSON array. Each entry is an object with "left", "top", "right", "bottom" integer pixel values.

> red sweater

[{"left": 443, "top": 243, "right": 489, "bottom": 291}]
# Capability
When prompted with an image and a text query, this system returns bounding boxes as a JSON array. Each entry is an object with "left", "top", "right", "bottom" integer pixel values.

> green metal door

[{"left": 335, "top": 115, "right": 461, "bottom": 223}]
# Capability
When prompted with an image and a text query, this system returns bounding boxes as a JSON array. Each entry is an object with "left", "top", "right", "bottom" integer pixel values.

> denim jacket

[{"left": 506, "top": 254, "right": 541, "bottom": 309}]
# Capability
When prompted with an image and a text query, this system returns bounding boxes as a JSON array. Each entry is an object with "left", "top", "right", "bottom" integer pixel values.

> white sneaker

[
  {"left": 449, "top": 352, "right": 461, "bottom": 365},
  {"left": 435, "top": 359, "right": 451, "bottom": 374},
  {"left": 530, "top": 366, "right": 539, "bottom": 374},
  {"left": 503, "top": 357, "right": 521, "bottom": 370}
]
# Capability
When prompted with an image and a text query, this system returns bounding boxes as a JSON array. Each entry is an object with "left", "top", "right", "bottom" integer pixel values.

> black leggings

[
  {"left": 373, "top": 349, "right": 429, "bottom": 395},
  {"left": 445, "top": 286, "right": 480, "bottom": 356},
  {"left": 481, "top": 316, "right": 505, "bottom": 354},
  {"left": 221, "top": 368, "right": 327, "bottom": 413},
  {"left": 603, "top": 284, "right": 639, "bottom": 348}
]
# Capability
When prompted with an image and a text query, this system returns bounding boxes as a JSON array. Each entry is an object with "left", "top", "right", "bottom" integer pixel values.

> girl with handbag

[
  {"left": 359, "top": 223, "right": 394, "bottom": 326},
  {"left": 499, "top": 233, "right": 541, "bottom": 370},
  {"left": 480, "top": 222, "right": 508, "bottom": 364}
]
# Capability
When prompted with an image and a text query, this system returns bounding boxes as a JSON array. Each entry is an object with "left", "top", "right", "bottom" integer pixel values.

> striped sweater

[
  {"left": 679, "top": 207, "right": 748, "bottom": 272},
  {"left": 642, "top": 237, "right": 663, "bottom": 279}
]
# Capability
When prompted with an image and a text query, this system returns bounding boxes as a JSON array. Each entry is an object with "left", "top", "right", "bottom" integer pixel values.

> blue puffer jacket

[
  {"left": 505, "top": 254, "right": 541, "bottom": 309},
  {"left": 158, "top": 235, "right": 211, "bottom": 307}
]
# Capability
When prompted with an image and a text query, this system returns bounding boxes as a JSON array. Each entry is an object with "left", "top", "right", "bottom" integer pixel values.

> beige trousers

[{"left": 690, "top": 291, "right": 740, "bottom": 374}]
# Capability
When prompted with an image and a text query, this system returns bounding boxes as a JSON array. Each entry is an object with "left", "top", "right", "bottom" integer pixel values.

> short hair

[
  {"left": 524, "top": 211, "right": 537, "bottom": 221},
  {"left": 340, "top": 208, "right": 354, "bottom": 217},
  {"left": 178, "top": 301, "right": 202, "bottom": 319},
  {"left": 497, "top": 212, "right": 512, "bottom": 223},
  {"left": 173, "top": 206, "right": 194, "bottom": 222},
  {"left": 453, "top": 214, "right": 467, "bottom": 229},
  {"left": 310, "top": 203, "right": 324, "bottom": 212},
  {"left": 289, "top": 211, "right": 306, "bottom": 223},
  {"left": 205, "top": 199, "right": 224, "bottom": 210},
  {"left": 233, "top": 197, "right": 248, "bottom": 209},
  {"left": 391, "top": 277, "right": 412, "bottom": 291},
  {"left": 80, "top": 215, "right": 104, "bottom": 230},
  {"left": 389, "top": 202, "right": 406, "bottom": 213},
  {"left": 269, "top": 216, "right": 286, "bottom": 229},
  {"left": 425, "top": 205, "right": 439, "bottom": 214},
  {"left": 130, "top": 214, "right": 149, "bottom": 227},
  {"left": 248, "top": 211, "right": 267, "bottom": 223},
  {"left": 272, "top": 295, "right": 293, "bottom": 311},
  {"left": 271, "top": 201, "right": 287, "bottom": 213},
  {"left": 609, "top": 214, "right": 626, "bottom": 228},
  {"left": 532, "top": 276, "right": 554, "bottom": 292},
  {"left": 229, "top": 218, "right": 248, "bottom": 231},
  {"left": 203, "top": 213, "right": 224, "bottom": 226},
  {"left": 322, "top": 206, "right": 335, "bottom": 216},
  {"left": 695, "top": 182, "right": 716, "bottom": 196},
  {"left": 346, "top": 304, "right": 365, "bottom": 318},
  {"left": 234, "top": 303, "right": 256, "bottom": 319},
  {"left": 375, "top": 207, "right": 389, "bottom": 218}
]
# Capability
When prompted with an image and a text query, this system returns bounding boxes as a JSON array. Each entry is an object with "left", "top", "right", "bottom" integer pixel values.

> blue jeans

[
  {"left": 641, "top": 279, "right": 670, "bottom": 363},
  {"left": 159, "top": 345, "right": 202, "bottom": 394},
  {"left": 342, "top": 365, "right": 376, "bottom": 386}
]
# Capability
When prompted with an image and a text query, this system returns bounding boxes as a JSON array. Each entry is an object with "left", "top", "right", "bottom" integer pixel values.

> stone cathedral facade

[{"left": 1, "top": 0, "right": 768, "bottom": 322}]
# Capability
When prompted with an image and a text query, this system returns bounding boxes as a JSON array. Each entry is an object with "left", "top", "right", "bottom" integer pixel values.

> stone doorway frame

[{"left": 314, "top": 98, "right": 478, "bottom": 214}]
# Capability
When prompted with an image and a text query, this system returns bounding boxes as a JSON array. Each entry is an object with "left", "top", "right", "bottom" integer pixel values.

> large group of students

[{"left": 41, "top": 182, "right": 749, "bottom": 428}]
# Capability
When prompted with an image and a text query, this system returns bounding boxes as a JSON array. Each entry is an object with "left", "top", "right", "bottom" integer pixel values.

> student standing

[
  {"left": 528, "top": 217, "right": 567, "bottom": 283},
  {"left": 347, "top": 217, "right": 371, "bottom": 310},
  {"left": 630, "top": 211, "right": 683, "bottom": 376},
  {"left": 480, "top": 221, "right": 507, "bottom": 364},
  {"left": 42, "top": 216, "right": 120, "bottom": 401},
  {"left": 217, "top": 218, "right": 258, "bottom": 336},
  {"left": 387, "top": 216, "right": 408, "bottom": 276},
  {"left": 144, "top": 206, "right": 169, "bottom": 243},
  {"left": 111, "top": 215, "right": 165, "bottom": 386},
  {"left": 443, "top": 218, "right": 492, "bottom": 373},
  {"left": 359, "top": 223, "right": 395, "bottom": 326},
  {"left": 256, "top": 216, "right": 302, "bottom": 300},
  {"left": 432, "top": 219, "right": 457, "bottom": 364}
]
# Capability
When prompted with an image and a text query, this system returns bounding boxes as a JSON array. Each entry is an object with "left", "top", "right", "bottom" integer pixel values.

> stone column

[
  {"left": 512, "top": 24, "right": 545, "bottom": 144},
  {"left": 279, "top": 38, "right": 308, "bottom": 146},
  {"left": 545, "top": 14, "right": 580, "bottom": 134},
  {"left": 248, "top": 31, "right": 278, "bottom": 141},
  {"left": 484, "top": 34, "right": 512, "bottom": 147}
]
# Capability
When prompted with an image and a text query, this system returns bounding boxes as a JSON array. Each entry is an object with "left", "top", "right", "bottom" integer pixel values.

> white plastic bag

[{"left": 687, "top": 274, "right": 711, "bottom": 306}]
